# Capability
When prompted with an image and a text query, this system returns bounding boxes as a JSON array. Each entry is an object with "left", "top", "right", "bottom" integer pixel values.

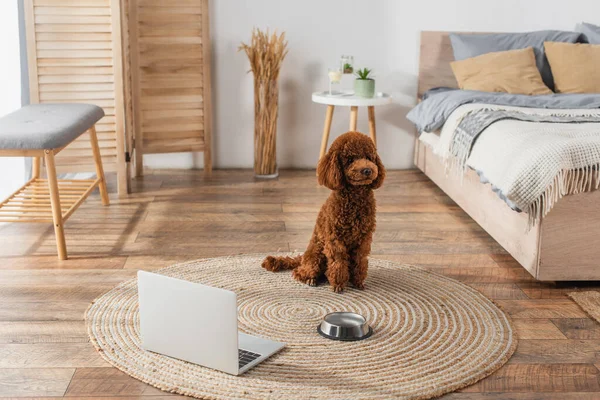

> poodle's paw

[
  {"left": 261, "top": 256, "right": 277, "bottom": 271},
  {"left": 352, "top": 281, "right": 365, "bottom": 290},
  {"left": 292, "top": 269, "right": 318, "bottom": 286},
  {"left": 331, "top": 284, "right": 345, "bottom": 293}
]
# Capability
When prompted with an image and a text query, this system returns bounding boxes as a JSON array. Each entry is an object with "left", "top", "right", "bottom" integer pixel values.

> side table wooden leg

[
  {"left": 45, "top": 150, "right": 67, "bottom": 261},
  {"left": 319, "top": 105, "right": 335, "bottom": 160},
  {"left": 349, "top": 106, "right": 358, "bottom": 131},
  {"left": 368, "top": 106, "right": 377, "bottom": 147}
]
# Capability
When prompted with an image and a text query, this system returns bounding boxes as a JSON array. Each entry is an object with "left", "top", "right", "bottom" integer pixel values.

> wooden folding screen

[
  {"left": 25, "top": 0, "right": 213, "bottom": 191},
  {"left": 124, "top": 0, "right": 212, "bottom": 176},
  {"left": 24, "top": 0, "right": 129, "bottom": 195}
]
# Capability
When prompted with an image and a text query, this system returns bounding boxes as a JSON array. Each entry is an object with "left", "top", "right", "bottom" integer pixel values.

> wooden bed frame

[{"left": 414, "top": 31, "right": 600, "bottom": 281}]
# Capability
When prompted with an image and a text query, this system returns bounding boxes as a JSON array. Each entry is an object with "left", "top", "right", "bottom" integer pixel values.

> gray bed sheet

[{"left": 407, "top": 88, "right": 600, "bottom": 133}]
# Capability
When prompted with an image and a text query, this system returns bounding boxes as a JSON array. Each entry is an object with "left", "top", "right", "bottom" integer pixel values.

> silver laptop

[{"left": 137, "top": 271, "right": 285, "bottom": 375}]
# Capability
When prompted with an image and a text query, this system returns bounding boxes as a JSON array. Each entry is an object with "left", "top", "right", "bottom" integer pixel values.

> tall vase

[{"left": 254, "top": 79, "right": 279, "bottom": 178}]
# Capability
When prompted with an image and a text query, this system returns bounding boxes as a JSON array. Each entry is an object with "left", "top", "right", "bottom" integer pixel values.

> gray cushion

[
  {"left": 449, "top": 30, "right": 583, "bottom": 91},
  {"left": 0, "top": 103, "right": 105, "bottom": 150},
  {"left": 576, "top": 22, "right": 600, "bottom": 44}
]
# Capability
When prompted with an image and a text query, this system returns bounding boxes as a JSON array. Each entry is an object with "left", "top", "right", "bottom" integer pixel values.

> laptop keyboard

[{"left": 238, "top": 349, "right": 262, "bottom": 369}]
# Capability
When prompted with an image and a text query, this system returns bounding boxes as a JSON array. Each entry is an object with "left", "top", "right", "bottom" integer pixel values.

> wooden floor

[{"left": 1, "top": 169, "right": 600, "bottom": 399}]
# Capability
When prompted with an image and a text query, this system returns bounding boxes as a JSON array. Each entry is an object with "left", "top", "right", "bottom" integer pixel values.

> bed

[{"left": 412, "top": 31, "right": 600, "bottom": 281}]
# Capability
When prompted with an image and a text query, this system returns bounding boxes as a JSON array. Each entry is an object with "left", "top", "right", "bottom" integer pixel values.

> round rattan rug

[{"left": 86, "top": 254, "right": 517, "bottom": 400}]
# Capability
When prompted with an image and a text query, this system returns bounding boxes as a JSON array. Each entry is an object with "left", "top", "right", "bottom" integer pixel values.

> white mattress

[{"left": 419, "top": 131, "right": 440, "bottom": 148}]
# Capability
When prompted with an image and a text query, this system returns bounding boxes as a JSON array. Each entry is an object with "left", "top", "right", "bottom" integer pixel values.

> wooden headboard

[{"left": 417, "top": 31, "right": 459, "bottom": 99}]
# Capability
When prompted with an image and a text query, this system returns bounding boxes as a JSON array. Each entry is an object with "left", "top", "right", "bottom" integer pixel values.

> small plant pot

[{"left": 354, "top": 79, "right": 375, "bottom": 98}]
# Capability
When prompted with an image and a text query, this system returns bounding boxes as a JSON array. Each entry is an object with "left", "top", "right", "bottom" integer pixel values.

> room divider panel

[
  {"left": 24, "top": 0, "right": 213, "bottom": 191},
  {"left": 24, "top": 0, "right": 130, "bottom": 196},
  {"left": 123, "top": 0, "right": 213, "bottom": 176}
]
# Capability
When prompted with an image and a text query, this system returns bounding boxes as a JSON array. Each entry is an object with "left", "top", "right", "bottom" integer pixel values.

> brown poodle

[{"left": 262, "top": 131, "right": 385, "bottom": 292}]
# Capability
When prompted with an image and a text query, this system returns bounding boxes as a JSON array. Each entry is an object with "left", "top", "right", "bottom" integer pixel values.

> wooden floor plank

[
  {"left": 64, "top": 368, "right": 173, "bottom": 397},
  {"left": 136, "top": 230, "right": 299, "bottom": 242},
  {"left": 0, "top": 321, "right": 87, "bottom": 344},
  {"left": 0, "top": 368, "right": 75, "bottom": 397},
  {"left": 0, "top": 255, "right": 127, "bottom": 270},
  {"left": 552, "top": 318, "right": 600, "bottom": 340},
  {"left": 1, "top": 397, "right": 182, "bottom": 400},
  {"left": 460, "top": 364, "right": 600, "bottom": 392},
  {"left": 518, "top": 282, "right": 600, "bottom": 299},
  {"left": 375, "top": 254, "right": 503, "bottom": 269},
  {"left": 0, "top": 302, "right": 89, "bottom": 322},
  {"left": 509, "top": 340, "right": 600, "bottom": 364},
  {"left": 123, "top": 255, "right": 196, "bottom": 270},
  {"left": 0, "top": 285, "right": 120, "bottom": 303},
  {"left": 147, "top": 201, "right": 282, "bottom": 214},
  {"left": 445, "top": 393, "right": 600, "bottom": 399},
  {"left": 512, "top": 319, "right": 568, "bottom": 340},
  {"left": 467, "top": 283, "right": 529, "bottom": 300},
  {"left": 495, "top": 300, "right": 588, "bottom": 319},
  {"left": 121, "top": 242, "right": 291, "bottom": 257},
  {"left": 137, "top": 220, "right": 286, "bottom": 233},
  {"left": 424, "top": 267, "right": 534, "bottom": 284},
  {"left": 0, "top": 343, "right": 108, "bottom": 368},
  {"left": 0, "top": 270, "right": 136, "bottom": 286}
]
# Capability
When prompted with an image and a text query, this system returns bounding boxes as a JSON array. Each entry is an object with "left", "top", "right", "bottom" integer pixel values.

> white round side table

[{"left": 312, "top": 91, "right": 392, "bottom": 159}]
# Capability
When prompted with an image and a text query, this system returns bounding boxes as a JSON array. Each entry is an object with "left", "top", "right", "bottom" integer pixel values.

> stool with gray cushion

[{"left": 0, "top": 103, "right": 109, "bottom": 260}]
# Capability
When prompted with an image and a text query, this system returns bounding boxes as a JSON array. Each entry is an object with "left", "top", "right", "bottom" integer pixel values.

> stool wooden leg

[
  {"left": 368, "top": 106, "right": 377, "bottom": 147},
  {"left": 349, "top": 106, "right": 358, "bottom": 131},
  {"left": 32, "top": 157, "right": 41, "bottom": 179},
  {"left": 319, "top": 105, "right": 335, "bottom": 160},
  {"left": 89, "top": 125, "right": 110, "bottom": 206},
  {"left": 45, "top": 150, "right": 67, "bottom": 261}
]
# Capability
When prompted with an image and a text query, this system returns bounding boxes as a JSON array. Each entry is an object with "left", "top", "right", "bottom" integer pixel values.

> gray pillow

[
  {"left": 449, "top": 30, "right": 582, "bottom": 91},
  {"left": 576, "top": 22, "right": 600, "bottom": 44}
]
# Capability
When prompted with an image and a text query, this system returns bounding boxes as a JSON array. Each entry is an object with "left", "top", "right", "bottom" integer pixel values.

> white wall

[
  {"left": 0, "top": 1, "right": 25, "bottom": 199},
  {"left": 145, "top": 0, "right": 600, "bottom": 171}
]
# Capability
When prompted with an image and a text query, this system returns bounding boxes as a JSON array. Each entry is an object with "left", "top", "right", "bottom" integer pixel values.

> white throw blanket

[{"left": 432, "top": 104, "right": 600, "bottom": 226}]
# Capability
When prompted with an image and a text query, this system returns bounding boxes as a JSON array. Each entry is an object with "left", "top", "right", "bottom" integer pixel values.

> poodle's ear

[
  {"left": 370, "top": 153, "right": 386, "bottom": 190},
  {"left": 317, "top": 148, "right": 344, "bottom": 190}
]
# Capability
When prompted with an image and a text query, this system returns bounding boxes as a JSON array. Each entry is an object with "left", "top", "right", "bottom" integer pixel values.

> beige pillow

[
  {"left": 450, "top": 47, "right": 552, "bottom": 95},
  {"left": 545, "top": 41, "right": 600, "bottom": 93}
]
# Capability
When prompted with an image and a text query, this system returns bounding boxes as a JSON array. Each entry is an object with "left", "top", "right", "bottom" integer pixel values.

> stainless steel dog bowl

[{"left": 317, "top": 312, "right": 373, "bottom": 341}]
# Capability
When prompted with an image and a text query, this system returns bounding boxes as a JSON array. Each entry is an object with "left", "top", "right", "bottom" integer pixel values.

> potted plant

[
  {"left": 343, "top": 63, "right": 353, "bottom": 74},
  {"left": 341, "top": 55, "right": 354, "bottom": 74},
  {"left": 354, "top": 68, "right": 375, "bottom": 98}
]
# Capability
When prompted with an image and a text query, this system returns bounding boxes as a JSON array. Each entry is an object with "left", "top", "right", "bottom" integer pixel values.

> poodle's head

[{"left": 317, "top": 131, "right": 386, "bottom": 191}]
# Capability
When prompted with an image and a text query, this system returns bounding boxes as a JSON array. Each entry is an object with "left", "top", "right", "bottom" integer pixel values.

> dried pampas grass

[{"left": 239, "top": 28, "right": 288, "bottom": 177}]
